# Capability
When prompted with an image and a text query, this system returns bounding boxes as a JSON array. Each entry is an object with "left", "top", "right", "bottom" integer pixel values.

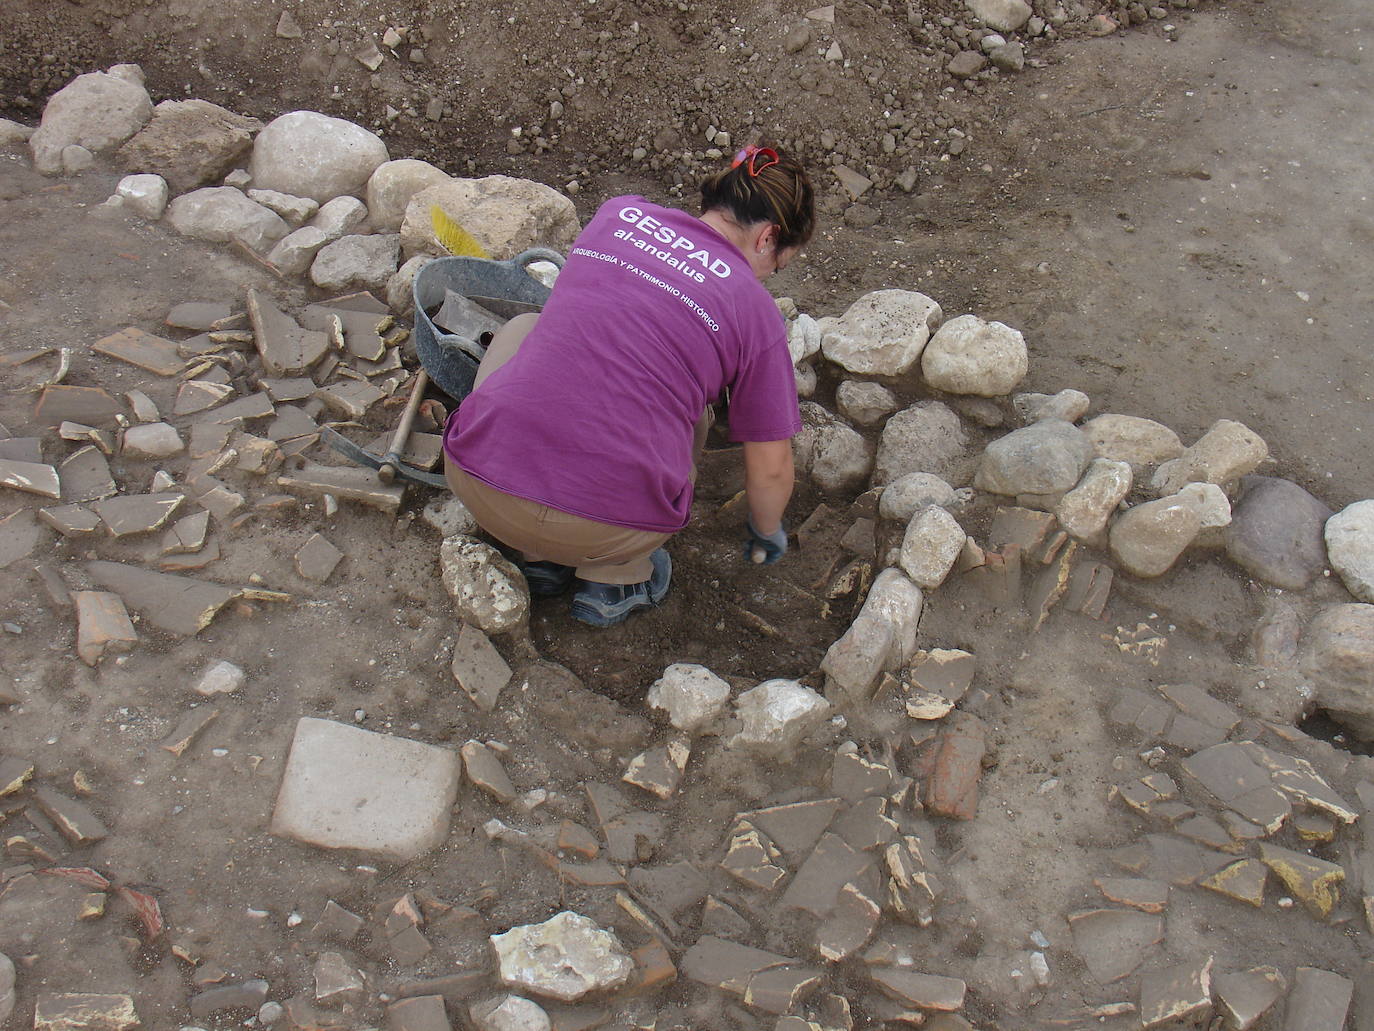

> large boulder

[
  {"left": 1081, "top": 413, "right": 1183, "bottom": 478},
  {"left": 874, "top": 401, "right": 972, "bottom": 485},
  {"left": 921, "top": 314, "right": 1028, "bottom": 397},
  {"left": 967, "top": 0, "right": 1032, "bottom": 32},
  {"left": 118, "top": 99, "right": 261, "bottom": 194},
  {"left": 1108, "top": 496, "right": 1202, "bottom": 578},
  {"left": 250, "top": 111, "right": 389, "bottom": 203},
  {"left": 30, "top": 66, "right": 153, "bottom": 176},
  {"left": 401, "top": 175, "right": 580, "bottom": 259},
  {"left": 793, "top": 402, "right": 874, "bottom": 493},
  {"left": 819, "top": 289, "right": 943, "bottom": 376},
  {"left": 1151, "top": 419, "right": 1268, "bottom": 495},
  {"left": 1325, "top": 499, "right": 1374, "bottom": 603},
  {"left": 166, "top": 187, "right": 290, "bottom": 252},
  {"left": 1302, "top": 604, "right": 1374, "bottom": 738},
  {"left": 1224, "top": 477, "right": 1331, "bottom": 589},
  {"left": 310, "top": 234, "right": 402, "bottom": 294},
  {"left": 974, "top": 419, "right": 1094, "bottom": 497},
  {"left": 366, "top": 158, "right": 453, "bottom": 231}
]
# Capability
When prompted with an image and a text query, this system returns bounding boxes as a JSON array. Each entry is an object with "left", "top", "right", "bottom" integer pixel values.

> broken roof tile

[
  {"left": 0, "top": 458, "right": 61, "bottom": 500},
  {"left": 85, "top": 560, "right": 238, "bottom": 636},
  {"left": 248, "top": 289, "right": 329, "bottom": 375},
  {"left": 73, "top": 590, "right": 138, "bottom": 666},
  {"left": 35, "top": 385, "right": 124, "bottom": 426},
  {"left": 93, "top": 327, "right": 185, "bottom": 376},
  {"left": 91, "top": 492, "right": 184, "bottom": 536}
]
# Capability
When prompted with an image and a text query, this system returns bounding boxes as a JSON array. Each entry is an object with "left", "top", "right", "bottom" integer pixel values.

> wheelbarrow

[{"left": 321, "top": 248, "right": 565, "bottom": 488}]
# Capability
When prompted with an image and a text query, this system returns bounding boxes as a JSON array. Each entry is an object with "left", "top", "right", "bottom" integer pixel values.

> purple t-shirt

[{"left": 445, "top": 196, "right": 800, "bottom": 533}]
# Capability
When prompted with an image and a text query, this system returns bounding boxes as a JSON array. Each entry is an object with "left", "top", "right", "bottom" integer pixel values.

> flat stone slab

[
  {"left": 59, "top": 447, "right": 115, "bottom": 503},
  {"left": 295, "top": 532, "right": 344, "bottom": 581},
  {"left": 277, "top": 463, "right": 405, "bottom": 514},
  {"left": 1068, "top": 908, "right": 1163, "bottom": 983},
  {"left": 92, "top": 326, "right": 185, "bottom": 376},
  {"left": 270, "top": 717, "right": 461, "bottom": 860},
  {"left": 248, "top": 288, "right": 329, "bottom": 375},
  {"left": 34, "top": 385, "right": 124, "bottom": 426},
  {"left": 85, "top": 560, "right": 238, "bottom": 636},
  {"left": 449, "top": 622, "right": 512, "bottom": 712}
]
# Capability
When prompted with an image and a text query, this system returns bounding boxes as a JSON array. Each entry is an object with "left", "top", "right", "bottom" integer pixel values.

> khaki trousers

[{"left": 445, "top": 313, "right": 706, "bottom": 586}]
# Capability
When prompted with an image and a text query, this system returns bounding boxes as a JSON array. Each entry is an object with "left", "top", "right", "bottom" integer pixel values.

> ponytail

[{"left": 699, "top": 144, "right": 816, "bottom": 250}]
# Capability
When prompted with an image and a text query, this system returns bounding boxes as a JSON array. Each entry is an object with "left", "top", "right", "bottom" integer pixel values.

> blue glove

[{"left": 744, "top": 517, "right": 788, "bottom": 565}]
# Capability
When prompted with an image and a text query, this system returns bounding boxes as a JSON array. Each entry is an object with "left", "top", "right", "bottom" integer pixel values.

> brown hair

[{"left": 699, "top": 145, "right": 816, "bottom": 250}]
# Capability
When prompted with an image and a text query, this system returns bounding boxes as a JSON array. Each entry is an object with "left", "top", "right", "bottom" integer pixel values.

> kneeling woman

[{"left": 444, "top": 146, "right": 815, "bottom": 627}]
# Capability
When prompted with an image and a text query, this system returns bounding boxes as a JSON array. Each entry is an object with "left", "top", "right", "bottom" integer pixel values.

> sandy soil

[{"left": 1, "top": 0, "right": 1372, "bottom": 1026}]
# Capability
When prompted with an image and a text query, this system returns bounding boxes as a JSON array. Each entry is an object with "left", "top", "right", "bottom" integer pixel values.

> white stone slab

[{"left": 270, "top": 717, "right": 461, "bottom": 860}]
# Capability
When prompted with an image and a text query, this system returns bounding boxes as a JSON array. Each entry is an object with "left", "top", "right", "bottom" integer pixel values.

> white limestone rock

[
  {"left": 787, "top": 312, "right": 823, "bottom": 365},
  {"left": 422, "top": 494, "right": 479, "bottom": 537},
  {"left": 729, "top": 679, "right": 831, "bottom": 755},
  {"left": 820, "top": 568, "right": 923, "bottom": 699},
  {"left": 387, "top": 255, "right": 432, "bottom": 315},
  {"left": 0, "top": 119, "right": 34, "bottom": 145},
  {"left": 247, "top": 189, "right": 319, "bottom": 225},
  {"left": 1014, "top": 388, "right": 1090, "bottom": 424},
  {"left": 794, "top": 362, "right": 817, "bottom": 398},
  {"left": 922, "top": 314, "right": 1028, "bottom": 397},
  {"left": 470, "top": 995, "right": 551, "bottom": 1031},
  {"left": 836, "top": 381, "right": 899, "bottom": 426},
  {"left": 819, "top": 289, "right": 943, "bottom": 376},
  {"left": 195, "top": 659, "right": 246, "bottom": 696},
  {"left": 1325, "top": 499, "right": 1374, "bottom": 603},
  {"left": 793, "top": 401, "right": 874, "bottom": 494},
  {"left": 1108, "top": 496, "right": 1202, "bottom": 578},
  {"left": 269, "top": 717, "right": 461, "bottom": 860},
  {"left": 967, "top": 0, "right": 1033, "bottom": 31},
  {"left": 899, "top": 506, "right": 967, "bottom": 589},
  {"left": 1081, "top": 413, "right": 1183, "bottom": 477},
  {"left": 166, "top": 187, "right": 290, "bottom": 252},
  {"left": 1151, "top": 419, "right": 1268, "bottom": 495},
  {"left": 874, "top": 401, "right": 971, "bottom": 485},
  {"left": 1302, "top": 603, "right": 1374, "bottom": 738},
  {"left": 121, "top": 422, "right": 184, "bottom": 459},
  {"left": 491, "top": 912, "right": 633, "bottom": 1002},
  {"left": 439, "top": 535, "right": 529, "bottom": 633},
  {"left": 310, "top": 233, "right": 401, "bottom": 293},
  {"left": 266, "top": 226, "right": 330, "bottom": 277},
  {"left": 647, "top": 663, "right": 731, "bottom": 733},
  {"left": 310, "top": 196, "right": 370, "bottom": 240},
  {"left": 1055, "top": 458, "right": 1132, "bottom": 541},
  {"left": 30, "top": 67, "right": 153, "bottom": 176},
  {"left": 366, "top": 158, "right": 453, "bottom": 231},
  {"left": 879, "top": 472, "right": 958, "bottom": 522},
  {"left": 250, "top": 110, "right": 389, "bottom": 203},
  {"left": 402, "top": 175, "right": 581, "bottom": 259},
  {"left": 114, "top": 174, "right": 168, "bottom": 219}
]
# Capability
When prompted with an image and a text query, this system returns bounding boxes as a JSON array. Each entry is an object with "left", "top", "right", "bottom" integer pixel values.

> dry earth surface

[{"left": 1, "top": 0, "right": 1373, "bottom": 1028}]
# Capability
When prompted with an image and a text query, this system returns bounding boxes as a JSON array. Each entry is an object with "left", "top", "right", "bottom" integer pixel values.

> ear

[{"left": 754, "top": 223, "right": 780, "bottom": 253}]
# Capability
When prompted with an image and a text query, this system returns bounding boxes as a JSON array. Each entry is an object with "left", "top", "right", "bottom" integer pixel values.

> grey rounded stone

[
  {"left": 1081, "top": 413, "right": 1183, "bottom": 477},
  {"left": 836, "top": 380, "right": 899, "bottom": 426},
  {"left": 1224, "top": 476, "right": 1332, "bottom": 589},
  {"left": 1055, "top": 458, "right": 1132, "bottom": 541},
  {"left": 122, "top": 422, "right": 184, "bottom": 459},
  {"left": 974, "top": 419, "right": 1094, "bottom": 497},
  {"left": 310, "top": 196, "right": 369, "bottom": 240},
  {"left": 247, "top": 189, "right": 319, "bottom": 225},
  {"left": 1014, "top": 389, "right": 1090, "bottom": 425},
  {"left": 115, "top": 174, "right": 168, "bottom": 219},
  {"left": 794, "top": 402, "right": 874, "bottom": 494},
  {"left": 898, "top": 506, "right": 966, "bottom": 589},
  {"left": 1108, "top": 496, "right": 1202, "bottom": 578},
  {"left": 1325, "top": 499, "right": 1374, "bottom": 603},
  {"left": 266, "top": 226, "right": 330, "bottom": 278},
  {"left": 439, "top": 536, "right": 529, "bottom": 634},
  {"left": 879, "top": 472, "right": 958, "bottom": 522},
  {"left": 967, "top": 0, "right": 1033, "bottom": 32},
  {"left": 1152, "top": 419, "right": 1268, "bottom": 495},
  {"left": 787, "top": 312, "right": 822, "bottom": 365},
  {"left": 166, "top": 187, "right": 290, "bottom": 252},
  {"left": 1302, "top": 603, "right": 1374, "bottom": 738},
  {"left": 387, "top": 255, "right": 432, "bottom": 316},
  {"left": 874, "top": 401, "right": 972, "bottom": 486},
  {"left": 250, "top": 111, "right": 389, "bottom": 204}
]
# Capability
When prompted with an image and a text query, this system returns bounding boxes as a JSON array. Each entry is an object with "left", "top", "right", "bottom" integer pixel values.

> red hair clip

[{"left": 731, "top": 144, "right": 780, "bottom": 177}]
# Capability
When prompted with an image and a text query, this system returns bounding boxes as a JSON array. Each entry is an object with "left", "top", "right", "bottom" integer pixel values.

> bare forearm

[{"left": 743, "top": 440, "right": 795, "bottom": 534}]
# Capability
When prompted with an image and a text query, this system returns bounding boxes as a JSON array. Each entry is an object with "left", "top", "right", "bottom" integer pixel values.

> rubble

[
  {"left": 491, "top": 912, "right": 633, "bottom": 1002},
  {"left": 439, "top": 535, "right": 530, "bottom": 633}
]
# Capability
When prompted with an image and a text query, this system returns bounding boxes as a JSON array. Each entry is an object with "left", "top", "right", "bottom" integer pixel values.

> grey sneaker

[{"left": 569, "top": 549, "right": 671, "bottom": 628}]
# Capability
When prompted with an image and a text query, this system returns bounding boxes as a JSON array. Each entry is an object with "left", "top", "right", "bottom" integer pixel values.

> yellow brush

[{"left": 430, "top": 205, "right": 490, "bottom": 259}]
